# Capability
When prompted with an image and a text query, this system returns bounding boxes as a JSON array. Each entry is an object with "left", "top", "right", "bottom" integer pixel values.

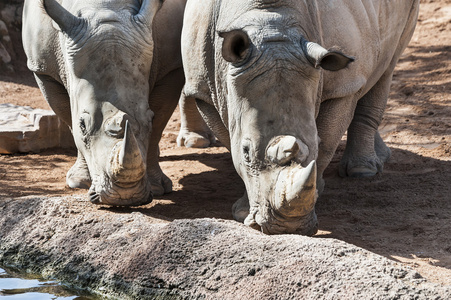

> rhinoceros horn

[
  {"left": 42, "top": 0, "right": 82, "bottom": 34},
  {"left": 111, "top": 121, "right": 146, "bottom": 185},
  {"left": 273, "top": 160, "right": 317, "bottom": 218},
  {"left": 135, "top": 0, "right": 163, "bottom": 28},
  {"left": 301, "top": 37, "right": 354, "bottom": 71}
]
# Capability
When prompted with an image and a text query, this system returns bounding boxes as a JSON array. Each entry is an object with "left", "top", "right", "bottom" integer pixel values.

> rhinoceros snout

[
  {"left": 266, "top": 135, "right": 309, "bottom": 166},
  {"left": 86, "top": 117, "right": 151, "bottom": 206},
  {"left": 104, "top": 112, "right": 131, "bottom": 138},
  {"left": 88, "top": 176, "right": 152, "bottom": 206}
]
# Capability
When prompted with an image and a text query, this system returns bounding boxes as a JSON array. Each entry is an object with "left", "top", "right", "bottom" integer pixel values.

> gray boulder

[
  {"left": 0, "top": 196, "right": 449, "bottom": 299},
  {"left": 0, "top": 103, "right": 74, "bottom": 153},
  {"left": 0, "top": 0, "right": 23, "bottom": 71}
]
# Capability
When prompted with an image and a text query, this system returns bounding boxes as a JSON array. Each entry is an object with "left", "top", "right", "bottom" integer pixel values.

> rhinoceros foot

[
  {"left": 339, "top": 131, "right": 391, "bottom": 178},
  {"left": 375, "top": 131, "right": 392, "bottom": 163},
  {"left": 339, "top": 149, "right": 391, "bottom": 178},
  {"left": 88, "top": 183, "right": 152, "bottom": 207},
  {"left": 232, "top": 192, "right": 250, "bottom": 223},
  {"left": 149, "top": 171, "right": 173, "bottom": 197},
  {"left": 339, "top": 155, "right": 382, "bottom": 178},
  {"left": 66, "top": 154, "right": 91, "bottom": 189},
  {"left": 177, "top": 130, "right": 215, "bottom": 148}
]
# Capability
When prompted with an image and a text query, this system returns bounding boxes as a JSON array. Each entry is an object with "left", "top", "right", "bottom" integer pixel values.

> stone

[
  {"left": 0, "top": 41, "right": 10, "bottom": 64},
  {"left": 0, "top": 19, "right": 11, "bottom": 65},
  {"left": 0, "top": 20, "right": 8, "bottom": 36},
  {"left": 0, "top": 103, "right": 75, "bottom": 154},
  {"left": 0, "top": 1, "right": 24, "bottom": 71},
  {"left": 0, "top": 5, "right": 18, "bottom": 26},
  {"left": 0, "top": 196, "right": 450, "bottom": 299}
]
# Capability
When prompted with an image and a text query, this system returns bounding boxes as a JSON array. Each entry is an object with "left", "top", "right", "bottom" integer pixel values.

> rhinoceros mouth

[
  {"left": 87, "top": 120, "right": 152, "bottom": 206},
  {"left": 88, "top": 175, "right": 152, "bottom": 206},
  {"left": 245, "top": 207, "right": 318, "bottom": 236},
  {"left": 242, "top": 161, "right": 318, "bottom": 235}
]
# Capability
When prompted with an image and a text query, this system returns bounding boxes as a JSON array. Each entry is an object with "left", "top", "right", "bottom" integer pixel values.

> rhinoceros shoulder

[
  {"left": 150, "top": 0, "right": 187, "bottom": 82},
  {"left": 181, "top": 0, "right": 216, "bottom": 103},
  {"left": 22, "top": 0, "right": 60, "bottom": 76}
]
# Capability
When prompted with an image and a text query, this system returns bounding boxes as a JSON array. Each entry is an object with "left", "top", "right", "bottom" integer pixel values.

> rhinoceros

[
  {"left": 22, "top": 0, "right": 186, "bottom": 205},
  {"left": 181, "top": 0, "right": 420, "bottom": 234}
]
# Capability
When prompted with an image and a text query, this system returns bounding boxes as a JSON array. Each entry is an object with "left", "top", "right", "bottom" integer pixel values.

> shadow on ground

[
  {"left": 318, "top": 146, "right": 451, "bottom": 272},
  {"left": 101, "top": 151, "right": 243, "bottom": 221}
]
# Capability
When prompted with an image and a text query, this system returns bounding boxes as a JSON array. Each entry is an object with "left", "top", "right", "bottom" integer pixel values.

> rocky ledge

[
  {"left": 0, "top": 0, "right": 23, "bottom": 72},
  {"left": 0, "top": 104, "right": 74, "bottom": 154},
  {"left": 0, "top": 196, "right": 450, "bottom": 299}
]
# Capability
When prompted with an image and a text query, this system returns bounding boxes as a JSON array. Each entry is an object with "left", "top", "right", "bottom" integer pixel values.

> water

[{"left": 0, "top": 267, "right": 98, "bottom": 300}]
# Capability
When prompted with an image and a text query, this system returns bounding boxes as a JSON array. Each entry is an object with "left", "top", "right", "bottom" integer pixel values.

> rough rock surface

[
  {"left": 0, "top": 103, "right": 74, "bottom": 153},
  {"left": 0, "top": 0, "right": 23, "bottom": 72},
  {"left": 0, "top": 196, "right": 450, "bottom": 299}
]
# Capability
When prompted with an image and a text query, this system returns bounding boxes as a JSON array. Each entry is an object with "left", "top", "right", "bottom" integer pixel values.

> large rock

[
  {"left": 0, "top": 103, "right": 74, "bottom": 153},
  {"left": 0, "top": 196, "right": 449, "bottom": 299},
  {"left": 0, "top": 0, "right": 24, "bottom": 72},
  {"left": 0, "top": 20, "right": 11, "bottom": 65}
]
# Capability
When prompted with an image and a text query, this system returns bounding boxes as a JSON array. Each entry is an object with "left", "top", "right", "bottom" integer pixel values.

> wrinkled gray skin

[
  {"left": 23, "top": 0, "right": 186, "bottom": 205},
  {"left": 182, "top": 0, "right": 420, "bottom": 235}
]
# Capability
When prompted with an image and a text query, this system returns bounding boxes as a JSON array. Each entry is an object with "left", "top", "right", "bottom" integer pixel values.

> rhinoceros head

[
  {"left": 43, "top": 0, "right": 162, "bottom": 205},
  {"left": 215, "top": 11, "right": 353, "bottom": 235}
]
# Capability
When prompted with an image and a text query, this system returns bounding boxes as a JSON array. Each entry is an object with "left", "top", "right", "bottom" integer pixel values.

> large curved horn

[
  {"left": 111, "top": 121, "right": 146, "bottom": 184},
  {"left": 134, "top": 0, "right": 163, "bottom": 28},
  {"left": 301, "top": 37, "right": 354, "bottom": 71},
  {"left": 42, "top": 0, "right": 82, "bottom": 34},
  {"left": 273, "top": 160, "right": 317, "bottom": 218}
]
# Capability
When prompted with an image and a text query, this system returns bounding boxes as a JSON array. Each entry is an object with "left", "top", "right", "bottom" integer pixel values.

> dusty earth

[{"left": 0, "top": 0, "right": 450, "bottom": 289}]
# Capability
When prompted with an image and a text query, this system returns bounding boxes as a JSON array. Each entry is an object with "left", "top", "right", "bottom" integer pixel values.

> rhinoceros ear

[
  {"left": 301, "top": 37, "right": 354, "bottom": 71},
  {"left": 134, "top": 0, "right": 163, "bottom": 28},
  {"left": 43, "top": 0, "right": 83, "bottom": 35},
  {"left": 219, "top": 30, "right": 251, "bottom": 63}
]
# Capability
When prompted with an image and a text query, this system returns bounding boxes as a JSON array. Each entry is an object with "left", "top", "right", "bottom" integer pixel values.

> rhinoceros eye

[
  {"left": 242, "top": 139, "right": 252, "bottom": 164},
  {"left": 79, "top": 113, "right": 93, "bottom": 147},
  {"left": 79, "top": 112, "right": 92, "bottom": 137},
  {"left": 243, "top": 145, "right": 250, "bottom": 163},
  {"left": 79, "top": 117, "right": 87, "bottom": 136}
]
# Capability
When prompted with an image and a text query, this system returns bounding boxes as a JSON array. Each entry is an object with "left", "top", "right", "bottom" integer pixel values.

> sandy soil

[{"left": 0, "top": 0, "right": 450, "bottom": 287}]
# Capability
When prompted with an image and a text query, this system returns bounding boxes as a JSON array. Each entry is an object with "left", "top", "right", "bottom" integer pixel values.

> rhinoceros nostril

[
  {"left": 296, "top": 139, "right": 309, "bottom": 164},
  {"left": 266, "top": 135, "right": 305, "bottom": 166},
  {"left": 283, "top": 141, "right": 299, "bottom": 155},
  {"left": 105, "top": 113, "right": 130, "bottom": 138},
  {"left": 88, "top": 187, "right": 101, "bottom": 204}
]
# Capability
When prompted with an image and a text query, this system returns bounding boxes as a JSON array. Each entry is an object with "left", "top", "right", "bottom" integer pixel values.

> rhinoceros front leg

[
  {"left": 232, "top": 191, "right": 250, "bottom": 223},
  {"left": 177, "top": 94, "right": 215, "bottom": 148},
  {"left": 316, "top": 96, "right": 358, "bottom": 193},
  {"left": 147, "top": 69, "right": 184, "bottom": 196},
  {"left": 339, "top": 70, "right": 393, "bottom": 178},
  {"left": 34, "top": 74, "right": 72, "bottom": 126},
  {"left": 34, "top": 74, "right": 91, "bottom": 189},
  {"left": 66, "top": 150, "right": 91, "bottom": 189}
]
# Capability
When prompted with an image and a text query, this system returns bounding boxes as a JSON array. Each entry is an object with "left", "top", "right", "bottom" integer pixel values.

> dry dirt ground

[{"left": 0, "top": 0, "right": 450, "bottom": 288}]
